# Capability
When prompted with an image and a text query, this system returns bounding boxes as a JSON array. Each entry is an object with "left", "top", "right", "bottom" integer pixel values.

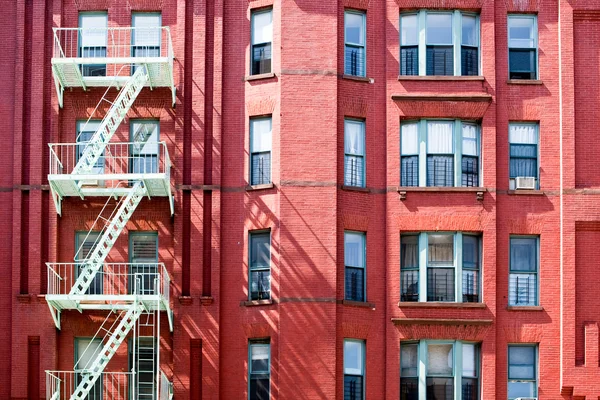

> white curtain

[
  {"left": 428, "top": 234, "right": 454, "bottom": 264},
  {"left": 427, "top": 344, "right": 453, "bottom": 375},
  {"left": 401, "top": 122, "right": 419, "bottom": 155},
  {"left": 509, "top": 124, "right": 537, "bottom": 144},
  {"left": 251, "top": 118, "right": 272, "bottom": 153},
  {"left": 462, "top": 344, "right": 476, "bottom": 377},
  {"left": 345, "top": 120, "right": 364, "bottom": 156},
  {"left": 132, "top": 13, "right": 161, "bottom": 47},
  {"left": 401, "top": 344, "right": 418, "bottom": 374},
  {"left": 401, "top": 235, "right": 419, "bottom": 269},
  {"left": 345, "top": 232, "right": 364, "bottom": 268},
  {"left": 462, "top": 124, "right": 478, "bottom": 156},
  {"left": 401, "top": 14, "right": 418, "bottom": 46},
  {"left": 252, "top": 11, "right": 273, "bottom": 45},
  {"left": 427, "top": 122, "right": 453, "bottom": 154},
  {"left": 80, "top": 14, "right": 107, "bottom": 47}
]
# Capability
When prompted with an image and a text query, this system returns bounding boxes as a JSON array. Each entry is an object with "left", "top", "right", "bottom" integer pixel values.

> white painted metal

[{"left": 515, "top": 176, "right": 536, "bottom": 190}]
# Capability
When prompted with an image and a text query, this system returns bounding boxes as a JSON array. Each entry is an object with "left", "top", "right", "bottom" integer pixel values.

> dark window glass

[
  {"left": 401, "top": 156, "right": 419, "bottom": 187},
  {"left": 462, "top": 236, "right": 480, "bottom": 303},
  {"left": 344, "top": 155, "right": 364, "bottom": 187},
  {"left": 461, "top": 155, "right": 479, "bottom": 187},
  {"left": 251, "top": 152, "right": 271, "bottom": 186},
  {"left": 344, "top": 375, "right": 363, "bottom": 400},
  {"left": 345, "top": 267, "right": 365, "bottom": 302},
  {"left": 427, "top": 155, "right": 454, "bottom": 187},
  {"left": 250, "top": 232, "right": 271, "bottom": 300},
  {"left": 461, "top": 47, "right": 478, "bottom": 76},
  {"left": 401, "top": 46, "right": 419, "bottom": 76},
  {"left": 509, "top": 49, "right": 536, "bottom": 80},
  {"left": 426, "top": 377, "right": 454, "bottom": 400},
  {"left": 426, "top": 46, "right": 453, "bottom": 76}
]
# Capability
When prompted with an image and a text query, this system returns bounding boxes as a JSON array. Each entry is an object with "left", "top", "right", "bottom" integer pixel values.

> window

[
  {"left": 75, "top": 231, "right": 102, "bottom": 295},
  {"left": 344, "top": 10, "right": 366, "bottom": 77},
  {"left": 344, "top": 119, "right": 365, "bottom": 187},
  {"left": 249, "top": 340, "right": 270, "bottom": 400},
  {"left": 344, "top": 339, "right": 365, "bottom": 400},
  {"left": 400, "top": 11, "right": 479, "bottom": 76},
  {"left": 249, "top": 231, "right": 271, "bottom": 300},
  {"left": 509, "top": 236, "right": 538, "bottom": 306},
  {"left": 509, "top": 123, "right": 538, "bottom": 190},
  {"left": 129, "top": 337, "right": 158, "bottom": 400},
  {"left": 77, "top": 120, "right": 105, "bottom": 176},
  {"left": 251, "top": 9, "right": 272, "bottom": 75},
  {"left": 508, "top": 15, "right": 537, "bottom": 80},
  {"left": 129, "top": 232, "right": 158, "bottom": 295},
  {"left": 401, "top": 233, "right": 481, "bottom": 303},
  {"left": 250, "top": 117, "right": 272, "bottom": 186},
  {"left": 401, "top": 341, "right": 480, "bottom": 400},
  {"left": 345, "top": 231, "right": 366, "bottom": 302},
  {"left": 75, "top": 338, "right": 103, "bottom": 400},
  {"left": 401, "top": 120, "right": 480, "bottom": 188},
  {"left": 508, "top": 345, "right": 537, "bottom": 400},
  {"left": 131, "top": 13, "right": 161, "bottom": 74},
  {"left": 79, "top": 12, "right": 107, "bottom": 76},
  {"left": 130, "top": 120, "right": 160, "bottom": 174}
]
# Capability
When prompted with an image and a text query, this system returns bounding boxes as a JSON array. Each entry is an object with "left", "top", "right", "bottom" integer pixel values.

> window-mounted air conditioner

[{"left": 515, "top": 176, "right": 536, "bottom": 190}]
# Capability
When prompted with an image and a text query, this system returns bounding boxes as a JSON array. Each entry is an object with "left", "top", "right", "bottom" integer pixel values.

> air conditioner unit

[{"left": 515, "top": 176, "right": 536, "bottom": 190}]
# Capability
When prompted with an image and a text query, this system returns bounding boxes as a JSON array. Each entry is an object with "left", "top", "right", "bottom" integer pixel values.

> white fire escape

[{"left": 45, "top": 25, "right": 174, "bottom": 400}]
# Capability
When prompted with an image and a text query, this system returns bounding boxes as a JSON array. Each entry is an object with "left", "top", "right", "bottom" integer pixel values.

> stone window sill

[
  {"left": 342, "top": 74, "right": 372, "bottom": 83},
  {"left": 397, "top": 186, "right": 485, "bottom": 201},
  {"left": 245, "top": 72, "right": 276, "bottom": 82},
  {"left": 398, "top": 75, "right": 484, "bottom": 81},
  {"left": 241, "top": 299, "right": 274, "bottom": 307},
  {"left": 246, "top": 183, "right": 275, "bottom": 191},
  {"left": 398, "top": 301, "right": 486, "bottom": 309},
  {"left": 507, "top": 189, "right": 545, "bottom": 196},
  {"left": 339, "top": 299, "right": 376, "bottom": 309},
  {"left": 341, "top": 185, "right": 370, "bottom": 193},
  {"left": 507, "top": 79, "right": 543, "bottom": 85},
  {"left": 506, "top": 305, "right": 544, "bottom": 311}
]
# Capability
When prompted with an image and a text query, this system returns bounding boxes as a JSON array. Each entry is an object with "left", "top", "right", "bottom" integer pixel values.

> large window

[
  {"left": 75, "top": 231, "right": 102, "bottom": 295},
  {"left": 509, "top": 236, "right": 538, "bottom": 306},
  {"left": 250, "top": 117, "right": 272, "bottom": 186},
  {"left": 130, "top": 120, "right": 159, "bottom": 174},
  {"left": 251, "top": 9, "right": 272, "bottom": 75},
  {"left": 508, "top": 15, "right": 538, "bottom": 80},
  {"left": 79, "top": 12, "right": 107, "bottom": 76},
  {"left": 401, "top": 120, "right": 480, "bottom": 188},
  {"left": 401, "top": 233, "right": 481, "bottom": 303},
  {"left": 401, "top": 11, "right": 480, "bottom": 76},
  {"left": 249, "top": 231, "right": 271, "bottom": 301},
  {"left": 508, "top": 345, "right": 537, "bottom": 400},
  {"left": 129, "top": 337, "right": 158, "bottom": 400},
  {"left": 129, "top": 232, "right": 158, "bottom": 295},
  {"left": 75, "top": 338, "right": 103, "bottom": 400},
  {"left": 344, "top": 339, "right": 365, "bottom": 400},
  {"left": 401, "top": 341, "right": 480, "bottom": 400},
  {"left": 344, "top": 10, "right": 366, "bottom": 77},
  {"left": 249, "top": 340, "right": 270, "bottom": 400},
  {"left": 132, "top": 13, "right": 161, "bottom": 67},
  {"left": 509, "top": 123, "right": 539, "bottom": 190},
  {"left": 345, "top": 231, "right": 366, "bottom": 302},
  {"left": 344, "top": 119, "right": 366, "bottom": 187}
]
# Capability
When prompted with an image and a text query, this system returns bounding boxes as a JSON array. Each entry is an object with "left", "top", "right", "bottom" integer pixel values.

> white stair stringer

[
  {"left": 70, "top": 302, "right": 145, "bottom": 400},
  {"left": 72, "top": 67, "right": 149, "bottom": 176},
  {"left": 69, "top": 181, "right": 147, "bottom": 296}
]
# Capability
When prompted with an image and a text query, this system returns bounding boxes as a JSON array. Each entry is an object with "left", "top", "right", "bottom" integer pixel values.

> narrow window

[
  {"left": 508, "top": 345, "right": 537, "bottom": 400},
  {"left": 249, "top": 231, "right": 271, "bottom": 300},
  {"left": 426, "top": 13, "right": 453, "bottom": 76},
  {"left": 251, "top": 9, "right": 272, "bottom": 75},
  {"left": 426, "top": 343, "right": 454, "bottom": 399},
  {"left": 344, "top": 340, "right": 365, "bottom": 400},
  {"left": 130, "top": 120, "right": 160, "bottom": 174},
  {"left": 79, "top": 12, "right": 107, "bottom": 76},
  {"left": 427, "top": 234, "right": 455, "bottom": 302},
  {"left": 344, "top": 119, "right": 365, "bottom": 187},
  {"left": 462, "top": 343, "right": 479, "bottom": 400},
  {"left": 427, "top": 121, "right": 454, "bottom": 187},
  {"left": 131, "top": 12, "right": 161, "bottom": 73},
  {"left": 508, "top": 16, "right": 538, "bottom": 80},
  {"left": 129, "top": 337, "right": 158, "bottom": 399},
  {"left": 400, "top": 235, "right": 419, "bottom": 302},
  {"left": 461, "top": 124, "right": 479, "bottom": 187},
  {"left": 249, "top": 340, "right": 270, "bottom": 400},
  {"left": 129, "top": 232, "right": 158, "bottom": 295},
  {"left": 462, "top": 235, "right": 480, "bottom": 303},
  {"left": 509, "top": 123, "right": 538, "bottom": 189},
  {"left": 400, "top": 342, "right": 419, "bottom": 399},
  {"left": 75, "top": 231, "right": 102, "bottom": 295},
  {"left": 77, "top": 120, "right": 105, "bottom": 176},
  {"left": 75, "top": 338, "right": 103, "bottom": 399},
  {"left": 345, "top": 231, "right": 366, "bottom": 302},
  {"left": 344, "top": 11, "right": 366, "bottom": 77},
  {"left": 509, "top": 237, "right": 538, "bottom": 306},
  {"left": 400, "top": 14, "right": 418, "bottom": 76},
  {"left": 461, "top": 15, "right": 479, "bottom": 76},
  {"left": 401, "top": 122, "right": 419, "bottom": 187},
  {"left": 250, "top": 117, "right": 272, "bottom": 186}
]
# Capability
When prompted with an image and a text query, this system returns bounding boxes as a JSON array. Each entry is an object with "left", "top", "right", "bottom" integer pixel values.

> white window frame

[
  {"left": 508, "top": 235, "right": 540, "bottom": 307},
  {"left": 250, "top": 8, "right": 273, "bottom": 76},
  {"left": 344, "top": 339, "right": 366, "bottom": 400},
  {"left": 400, "top": 232, "right": 482, "bottom": 303},
  {"left": 344, "top": 118, "right": 366, "bottom": 188},
  {"left": 507, "top": 15, "right": 538, "bottom": 80},
  {"left": 344, "top": 231, "right": 367, "bottom": 302},
  {"left": 400, "top": 10, "right": 480, "bottom": 76},
  {"left": 249, "top": 116, "right": 272, "bottom": 186},
  {"left": 508, "top": 122, "right": 539, "bottom": 190},
  {"left": 344, "top": 10, "right": 366, "bottom": 77},
  {"left": 507, "top": 344, "right": 538, "bottom": 400}
]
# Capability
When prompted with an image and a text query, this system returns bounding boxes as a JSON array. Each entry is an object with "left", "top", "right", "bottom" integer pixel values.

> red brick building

[{"left": 1, "top": 0, "right": 600, "bottom": 399}]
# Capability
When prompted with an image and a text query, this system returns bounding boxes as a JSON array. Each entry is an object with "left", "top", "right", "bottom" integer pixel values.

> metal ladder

[
  {"left": 72, "top": 67, "right": 149, "bottom": 176},
  {"left": 70, "top": 301, "right": 145, "bottom": 400},
  {"left": 69, "top": 181, "right": 147, "bottom": 296}
]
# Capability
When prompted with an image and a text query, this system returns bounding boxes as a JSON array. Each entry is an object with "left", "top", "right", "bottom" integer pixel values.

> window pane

[
  {"left": 345, "top": 266, "right": 365, "bottom": 302},
  {"left": 131, "top": 121, "right": 159, "bottom": 155},
  {"left": 509, "top": 49, "right": 536, "bottom": 79},
  {"left": 345, "top": 45, "right": 366, "bottom": 76},
  {"left": 345, "top": 120, "right": 365, "bottom": 156},
  {"left": 249, "top": 376, "right": 270, "bottom": 400},
  {"left": 427, "top": 155, "right": 454, "bottom": 187},
  {"left": 250, "top": 233, "right": 270, "bottom": 268},
  {"left": 251, "top": 118, "right": 272, "bottom": 152},
  {"left": 79, "top": 13, "right": 107, "bottom": 46},
  {"left": 511, "top": 238, "right": 537, "bottom": 271},
  {"left": 427, "top": 268, "right": 455, "bottom": 302},
  {"left": 509, "top": 155, "right": 536, "bottom": 178},
  {"left": 250, "top": 270, "right": 271, "bottom": 300},
  {"left": 401, "top": 270, "right": 419, "bottom": 302},
  {"left": 462, "top": 125, "right": 478, "bottom": 156},
  {"left": 462, "top": 269, "right": 479, "bottom": 303},
  {"left": 427, "top": 122, "right": 453, "bottom": 154},
  {"left": 345, "top": 232, "right": 365, "bottom": 268},
  {"left": 463, "top": 236, "right": 479, "bottom": 270},
  {"left": 251, "top": 345, "right": 270, "bottom": 372},
  {"left": 132, "top": 13, "right": 161, "bottom": 47},
  {"left": 509, "top": 124, "right": 538, "bottom": 144},
  {"left": 428, "top": 235, "right": 454, "bottom": 265},
  {"left": 462, "top": 344, "right": 477, "bottom": 377},
  {"left": 402, "top": 123, "right": 419, "bottom": 155},
  {"left": 402, "top": 156, "right": 419, "bottom": 187},
  {"left": 461, "top": 155, "right": 479, "bottom": 187},
  {"left": 252, "top": 10, "right": 272, "bottom": 44},
  {"left": 462, "top": 15, "right": 477, "bottom": 46},
  {"left": 401, "top": 46, "right": 419, "bottom": 76},
  {"left": 508, "top": 346, "right": 535, "bottom": 377},
  {"left": 251, "top": 152, "right": 271, "bottom": 185},
  {"left": 401, "top": 14, "right": 418, "bottom": 45},
  {"left": 426, "top": 46, "right": 454, "bottom": 76},
  {"left": 401, "top": 377, "right": 419, "bottom": 400},
  {"left": 426, "top": 377, "right": 453, "bottom": 400},
  {"left": 509, "top": 273, "right": 537, "bottom": 306},
  {"left": 344, "top": 341, "right": 363, "bottom": 375},
  {"left": 252, "top": 43, "right": 272, "bottom": 75},
  {"left": 345, "top": 12, "right": 365, "bottom": 46},
  {"left": 427, "top": 344, "right": 453, "bottom": 375},
  {"left": 508, "top": 381, "right": 535, "bottom": 399},
  {"left": 344, "top": 375, "right": 363, "bottom": 400},
  {"left": 345, "top": 155, "right": 365, "bottom": 187},
  {"left": 508, "top": 17, "right": 535, "bottom": 48},
  {"left": 461, "top": 47, "right": 479, "bottom": 76},
  {"left": 426, "top": 14, "right": 452, "bottom": 45},
  {"left": 462, "top": 377, "right": 479, "bottom": 400},
  {"left": 401, "top": 343, "right": 419, "bottom": 376},
  {"left": 401, "top": 235, "right": 419, "bottom": 269}
]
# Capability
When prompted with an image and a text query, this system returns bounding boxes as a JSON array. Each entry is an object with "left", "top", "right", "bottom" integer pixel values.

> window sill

[
  {"left": 241, "top": 299, "right": 274, "bottom": 307},
  {"left": 397, "top": 186, "right": 485, "bottom": 201},
  {"left": 507, "top": 305, "right": 544, "bottom": 311},
  {"left": 339, "top": 299, "right": 376, "bottom": 309},
  {"left": 245, "top": 72, "right": 276, "bottom": 82},
  {"left": 507, "top": 189, "right": 544, "bottom": 196},
  {"left": 398, "top": 75, "right": 484, "bottom": 81},
  {"left": 341, "top": 185, "right": 370, "bottom": 193},
  {"left": 507, "top": 79, "right": 543, "bottom": 85},
  {"left": 246, "top": 183, "right": 275, "bottom": 191},
  {"left": 342, "top": 74, "right": 372, "bottom": 83},
  {"left": 398, "top": 301, "right": 486, "bottom": 309}
]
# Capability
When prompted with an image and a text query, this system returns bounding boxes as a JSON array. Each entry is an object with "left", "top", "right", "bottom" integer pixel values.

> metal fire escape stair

[{"left": 70, "top": 301, "right": 145, "bottom": 400}]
